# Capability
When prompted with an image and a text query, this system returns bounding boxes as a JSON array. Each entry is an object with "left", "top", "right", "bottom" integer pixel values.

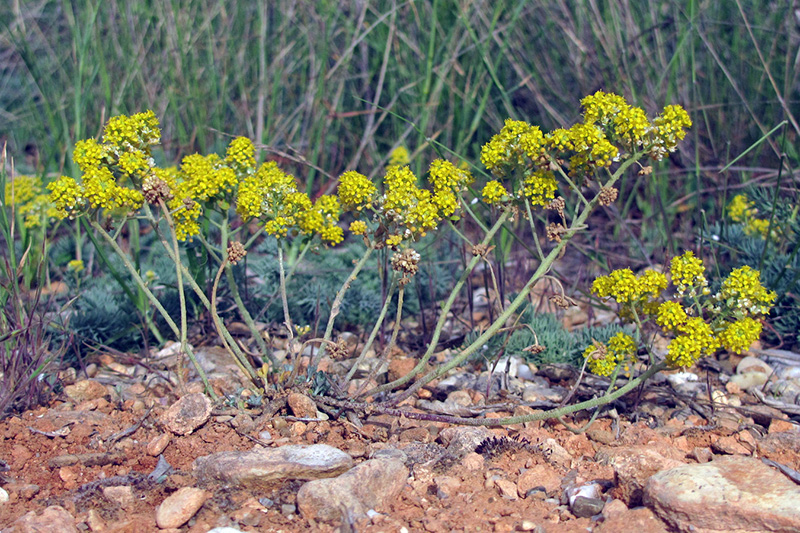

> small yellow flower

[
  {"left": 481, "top": 180, "right": 507, "bottom": 204},
  {"left": 388, "top": 146, "right": 410, "bottom": 167},
  {"left": 67, "top": 259, "right": 84, "bottom": 273},
  {"left": 338, "top": 171, "right": 376, "bottom": 210},
  {"left": 719, "top": 318, "right": 762, "bottom": 354},
  {"left": 670, "top": 251, "right": 707, "bottom": 296},
  {"left": 349, "top": 220, "right": 368, "bottom": 235}
]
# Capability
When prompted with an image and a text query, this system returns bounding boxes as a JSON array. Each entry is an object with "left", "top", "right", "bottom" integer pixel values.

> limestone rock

[
  {"left": 296, "top": 457, "right": 408, "bottom": 523},
  {"left": 159, "top": 392, "right": 211, "bottom": 436},
  {"left": 64, "top": 379, "right": 108, "bottom": 402},
  {"left": 437, "top": 426, "right": 494, "bottom": 458},
  {"left": 155, "top": 487, "right": 210, "bottom": 529},
  {"left": 517, "top": 464, "right": 562, "bottom": 497},
  {"left": 644, "top": 455, "right": 800, "bottom": 533},
  {"left": 10, "top": 505, "right": 78, "bottom": 533},
  {"left": 596, "top": 444, "right": 685, "bottom": 505},
  {"left": 287, "top": 393, "right": 317, "bottom": 418},
  {"left": 193, "top": 444, "right": 353, "bottom": 488},
  {"left": 594, "top": 507, "right": 669, "bottom": 533}
]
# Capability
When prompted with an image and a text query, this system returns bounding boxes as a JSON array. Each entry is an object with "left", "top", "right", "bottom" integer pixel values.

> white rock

[
  {"left": 737, "top": 355, "right": 773, "bottom": 375},
  {"left": 729, "top": 372, "right": 770, "bottom": 390},
  {"left": 0, "top": 487, "right": 8, "bottom": 503}
]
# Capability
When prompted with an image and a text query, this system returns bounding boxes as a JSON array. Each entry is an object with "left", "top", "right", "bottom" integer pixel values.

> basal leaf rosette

[{"left": 338, "top": 159, "right": 472, "bottom": 249}]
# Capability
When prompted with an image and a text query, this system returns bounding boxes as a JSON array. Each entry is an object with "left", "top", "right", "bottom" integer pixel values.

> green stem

[
  {"left": 353, "top": 280, "right": 405, "bottom": 398},
  {"left": 343, "top": 276, "right": 398, "bottom": 386},
  {"left": 220, "top": 222, "right": 272, "bottom": 362},
  {"left": 367, "top": 211, "right": 511, "bottom": 396},
  {"left": 88, "top": 218, "right": 215, "bottom": 398},
  {"left": 309, "top": 243, "right": 376, "bottom": 371}
]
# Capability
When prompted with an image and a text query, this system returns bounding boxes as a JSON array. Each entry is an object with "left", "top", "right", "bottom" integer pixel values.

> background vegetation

[{"left": 1, "top": 1, "right": 798, "bottom": 386}]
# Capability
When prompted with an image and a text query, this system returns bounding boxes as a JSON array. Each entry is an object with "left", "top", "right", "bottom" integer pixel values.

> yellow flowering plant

[
  {"left": 47, "top": 112, "right": 349, "bottom": 396},
  {"left": 589, "top": 251, "right": 775, "bottom": 371}
]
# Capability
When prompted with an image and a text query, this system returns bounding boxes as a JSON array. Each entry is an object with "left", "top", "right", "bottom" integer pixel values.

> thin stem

[
  {"left": 158, "top": 199, "right": 189, "bottom": 392},
  {"left": 211, "top": 258, "right": 258, "bottom": 383},
  {"left": 366, "top": 211, "right": 511, "bottom": 396},
  {"left": 88, "top": 218, "right": 215, "bottom": 398},
  {"left": 343, "top": 276, "right": 398, "bottom": 387},
  {"left": 309, "top": 243, "right": 376, "bottom": 371}
]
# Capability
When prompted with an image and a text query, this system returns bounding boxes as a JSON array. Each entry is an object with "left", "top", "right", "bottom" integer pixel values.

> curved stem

[
  {"left": 309, "top": 243, "right": 376, "bottom": 371},
  {"left": 383, "top": 162, "right": 634, "bottom": 405},
  {"left": 366, "top": 211, "right": 510, "bottom": 396},
  {"left": 343, "top": 276, "right": 398, "bottom": 387},
  {"left": 88, "top": 217, "right": 215, "bottom": 398}
]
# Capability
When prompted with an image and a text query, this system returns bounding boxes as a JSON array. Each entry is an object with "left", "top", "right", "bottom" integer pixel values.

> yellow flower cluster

[
  {"left": 481, "top": 120, "right": 546, "bottom": 171},
  {"left": 478, "top": 91, "right": 691, "bottom": 209},
  {"left": 592, "top": 268, "right": 667, "bottom": 304},
  {"left": 650, "top": 105, "right": 692, "bottom": 161},
  {"left": 655, "top": 301, "right": 688, "bottom": 331},
  {"left": 727, "top": 194, "right": 774, "bottom": 239},
  {"left": 339, "top": 159, "right": 471, "bottom": 245},
  {"left": 482, "top": 180, "right": 507, "bottom": 204},
  {"left": 48, "top": 112, "right": 163, "bottom": 219},
  {"left": 583, "top": 332, "right": 636, "bottom": 377},
  {"left": 670, "top": 251, "right": 708, "bottom": 297},
  {"left": 180, "top": 153, "right": 238, "bottom": 202},
  {"left": 4, "top": 175, "right": 57, "bottom": 229},
  {"left": 718, "top": 317, "right": 762, "bottom": 354},
  {"left": 338, "top": 171, "right": 377, "bottom": 210},
  {"left": 388, "top": 146, "right": 410, "bottom": 167},
  {"left": 717, "top": 265, "right": 775, "bottom": 316},
  {"left": 667, "top": 317, "right": 719, "bottom": 368},
  {"left": 225, "top": 137, "right": 256, "bottom": 172}
]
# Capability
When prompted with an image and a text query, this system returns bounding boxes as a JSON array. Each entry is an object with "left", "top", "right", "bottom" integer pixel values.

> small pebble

[
  {"left": 0, "top": 488, "right": 8, "bottom": 503},
  {"left": 281, "top": 503, "right": 296, "bottom": 516},
  {"left": 571, "top": 495, "right": 605, "bottom": 518},
  {"left": 258, "top": 497, "right": 274, "bottom": 508}
]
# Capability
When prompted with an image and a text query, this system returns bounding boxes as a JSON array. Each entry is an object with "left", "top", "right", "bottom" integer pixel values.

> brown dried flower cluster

[
  {"left": 142, "top": 177, "right": 173, "bottom": 204},
  {"left": 227, "top": 241, "right": 247, "bottom": 265},
  {"left": 598, "top": 186, "right": 619, "bottom": 206},
  {"left": 391, "top": 248, "right": 421, "bottom": 286},
  {"left": 545, "top": 197, "right": 566, "bottom": 219},
  {"left": 546, "top": 222, "right": 567, "bottom": 242}
]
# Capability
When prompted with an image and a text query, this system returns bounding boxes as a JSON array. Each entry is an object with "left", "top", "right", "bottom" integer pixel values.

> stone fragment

[
  {"left": 462, "top": 452, "right": 484, "bottom": 471},
  {"left": 540, "top": 438, "right": 572, "bottom": 468},
  {"left": 102, "top": 485, "right": 135, "bottom": 508},
  {"left": 193, "top": 444, "right": 353, "bottom": 488},
  {"left": 433, "top": 475, "right": 461, "bottom": 499},
  {"left": 287, "top": 393, "right": 317, "bottom": 418},
  {"left": 296, "top": 457, "right": 408, "bottom": 523},
  {"left": 10, "top": 505, "right": 78, "bottom": 533},
  {"left": 64, "top": 379, "right": 108, "bottom": 402},
  {"left": 644, "top": 455, "right": 800, "bottom": 533},
  {"left": 388, "top": 357, "right": 417, "bottom": 382},
  {"left": 737, "top": 355, "right": 772, "bottom": 375},
  {"left": 146, "top": 433, "right": 171, "bottom": 456},
  {"left": 711, "top": 435, "right": 751, "bottom": 455},
  {"left": 0, "top": 487, "right": 7, "bottom": 503},
  {"left": 769, "top": 418, "right": 798, "bottom": 433},
  {"left": 601, "top": 498, "right": 628, "bottom": 519},
  {"left": 494, "top": 478, "right": 518, "bottom": 500},
  {"left": 571, "top": 496, "right": 605, "bottom": 518},
  {"left": 517, "top": 464, "right": 562, "bottom": 497},
  {"left": 596, "top": 444, "right": 685, "bottom": 505},
  {"left": 594, "top": 507, "right": 668, "bottom": 533},
  {"left": 437, "top": 426, "right": 494, "bottom": 458},
  {"left": 159, "top": 393, "right": 211, "bottom": 435},
  {"left": 155, "top": 487, "right": 210, "bottom": 529}
]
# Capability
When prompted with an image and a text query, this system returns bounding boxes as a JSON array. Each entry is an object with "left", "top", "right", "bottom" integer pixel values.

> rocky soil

[{"left": 1, "top": 343, "right": 799, "bottom": 533}]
